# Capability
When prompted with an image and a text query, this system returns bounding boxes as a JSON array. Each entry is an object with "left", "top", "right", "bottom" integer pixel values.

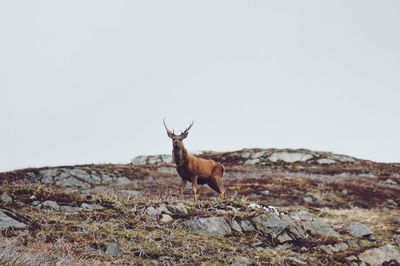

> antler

[
  {"left": 181, "top": 121, "right": 194, "bottom": 135},
  {"left": 163, "top": 118, "right": 174, "bottom": 135}
]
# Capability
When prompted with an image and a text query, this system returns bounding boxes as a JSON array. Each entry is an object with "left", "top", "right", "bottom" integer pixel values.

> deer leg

[
  {"left": 209, "top": 176, "right": 225, "bottom": 199},
  {"left": 191, "top": 176, "right": 198, "bottom": 202},
  {"left": 180, "top": 179, "right": 187, "bottom": 196}
]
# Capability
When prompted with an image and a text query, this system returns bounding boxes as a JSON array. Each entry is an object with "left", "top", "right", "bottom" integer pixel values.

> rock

[
  {"left": 269, "top": 152, "right": 313, "bottom": 163},
  {"left": 346, "top": 239, "right": 360, "bottom": 249},
  {"left": 146, "top": 206, "right": 161, "bottom": 220},
  {"left": 327, "top": 154, "right": 356, "bottom": 163},
  {"left": 184, "top": 216, "right": 231, "bottom": 236},
  {"left": 231, "top": 219, "right": 243, "bottom": 234},
  {"left": 279, "top": 215, "right": 306, "bottom": 240},
  {"left": 231, "top": 256, "right": 252, "bottom": 266},
  {"left": 167, "top": 202, "right": 188, "bottom": 215},
  {"left": 335, "top": 242, "right": 349, "bottom": 252},
  {"left": 160, "top": 214, "right": 173, "bottom": 223},
  {"left": 317, "top": 158, "right": 336, "bottom": 165},
  {"left": 320, "top": 245, "right": 334, "bottom": 255},
  {"left": 345, "top": 255, "right": 358, "bottom": 262},
  {"left": 277, "top": 232, "right": 293, "bottom": 243},
  {"left": 106, "top": 243, "right": 123, "bottom": 257},
  {"left": 244, "top": 159, "right": 260, "bottom": 165},
  {"left": 240, "top": 220, "right": 256, "bottom": 232},
  {"left": 286, "top": 257, "right": 308, "bottom": 266},
  {"left": 131, "top": 155, "right": 172, "bottom": 165},
  {"left": 60, "top": 205, "right": 82, "bottom": 212},
  {"left": 393, "top": 235, "right": 400, "bottom": 247},
  {"left": 250, "top": 240, "right": 263, "bottom": 248},
  {"left": 41, "top": 200, "right": 61, "bottom": 211},
  {"left": 81, "top": 203, "right": 104, "bottom": 211},
  {"left": 303, "top": 196, "right": 313, "bottom": 204},
  {"left": 345, "top": 222, "right": 373, "bottom": 238},
  {"left": 252, "top": 214, "right": 286, "bottom": 238},
  {"left": 289, "top": 210, "right": 340, "bottom": 238},
  {"left": 383, "top": 179, "right": 397, "bottom": 185},
  {"left": 0, "top": 209, "right": 26, "bottom": 229},
  {"left": 359, "top": 244, "right": 400, "bottom": 266},
  {"left": 258, "top": 190, "right": 271, "bottom": 196},
  {"left": 146, "top": 204, "right": 174, "bottom": 220},
  {"left": 0, "top": 193, "right": 12, "bottom": 203}
]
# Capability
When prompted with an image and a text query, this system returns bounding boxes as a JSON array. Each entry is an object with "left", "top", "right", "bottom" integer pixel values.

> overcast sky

[{"left": 1, "top": 1, "right": 399, "bottom": 171}]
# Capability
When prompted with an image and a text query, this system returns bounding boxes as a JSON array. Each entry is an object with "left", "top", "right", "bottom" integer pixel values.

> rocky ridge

[{"left": 0, "top": 148, "right": 399, "bottom": 265}]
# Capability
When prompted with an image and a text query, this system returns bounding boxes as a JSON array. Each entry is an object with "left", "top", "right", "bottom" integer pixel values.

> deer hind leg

[{"left": 208, "top": 176, "right": 225, "bottom": 199}]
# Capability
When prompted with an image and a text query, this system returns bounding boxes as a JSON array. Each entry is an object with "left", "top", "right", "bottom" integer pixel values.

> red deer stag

[{"left": 163, "top": 119, "right": 225, "bottom": 201}]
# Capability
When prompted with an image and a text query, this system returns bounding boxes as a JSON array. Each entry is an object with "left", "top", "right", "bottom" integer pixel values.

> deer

[{"left": 163, "top": 119, "right": 225, "bottom": 201}]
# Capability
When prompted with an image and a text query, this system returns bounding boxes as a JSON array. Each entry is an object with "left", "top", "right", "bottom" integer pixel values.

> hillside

[{"left": 0, "top": 148, "right": 399, "bottom": 265}]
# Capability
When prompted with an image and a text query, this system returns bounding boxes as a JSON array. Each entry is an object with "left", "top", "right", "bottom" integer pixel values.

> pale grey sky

[{"left": 1, "top": 1, "right": 399, "bottom": 171}]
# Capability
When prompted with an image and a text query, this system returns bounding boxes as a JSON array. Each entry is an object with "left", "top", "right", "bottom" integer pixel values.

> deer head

[{"left": 163, "top": 118, "right": 193, "bottom": 150}]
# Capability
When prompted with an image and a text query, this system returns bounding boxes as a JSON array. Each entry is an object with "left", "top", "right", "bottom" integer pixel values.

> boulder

[
  {"left": 184, "top": 216, "right": 231, "bottom": 236},
  {"left": 131, "top": 155, "right": 173, "bottom": 165},
  {"left": 0, "top": 209, "right": 26, "bottom": 229},
  {"left": 269, "top": 152, "right": 313, "bottom": 163},
  {"left": 286, "top": 257, "right": 308, "bottom": 266},
  {"left": 167, "top": 202, "right": 188, "bottom": 215},
  {"left": 106, "top": 243, "right": 123, "bottom": 257},
  {"left": 344, "top": 222, "right": 373, "bottom": 238},
  {"left": 41, "top": 200, "right": 61, "bottom": 211},
  {"left": 289, "top": 210, "right": 340, "bottom": 238},
  {"left": 81, "top": 203, "right": 104, "bottom": 211},
  {"left": 0, "top": 193, "right": 12, "bottom": 203},
  {"left": 252, "top": 214, "right": 286, "bottom": 238},
  {"left": 231, "top": 219, "right": 243, "bottom": 234},
  {"left": 160, "top": 214, "right": 173, "bottom": 223},
  {"left": 231, "top": 256, "right": 252, "bottom": 266},
  {"left": 358, "top": 244, "right": 400, "bottom": 266},
  {"left": 240, "top": 220, "right": 256, "bottom": 232},
  {"left": 316, "top": 159, "right": 336, "bottom": 165}
]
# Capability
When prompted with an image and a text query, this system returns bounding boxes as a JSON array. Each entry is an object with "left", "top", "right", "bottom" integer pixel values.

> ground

[{"left": 0, "top": 148, "right": 399, "bottom": 265}]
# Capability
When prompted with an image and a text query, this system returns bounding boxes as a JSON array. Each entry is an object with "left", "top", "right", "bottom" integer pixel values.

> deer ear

[
  {"left": 167, "top": 132, "right": 174, "bottom": 138},
  {"left": 181, "top": 132, "right": 189, "bottom": 139}
]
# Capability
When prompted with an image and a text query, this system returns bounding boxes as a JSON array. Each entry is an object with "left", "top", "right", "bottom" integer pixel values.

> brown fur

[{"left": 164, "top": 119, "right": 225, "bottom": 201}]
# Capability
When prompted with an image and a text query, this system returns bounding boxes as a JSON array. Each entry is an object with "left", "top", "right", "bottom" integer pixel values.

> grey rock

[
  {"left": 317, "top": 158, "right": 336, "bottom": 165},
  {"left": 258, "top": 190, "right": 271, "bottom": 196},
  {"left": 146, "top": 206, "right": 161, "bottom": 220},
  {"left": 359, "top": 244, "right": 400, "bottom": 266},
  {"left": 157, "top": 203, "right": 172, "bottom": 215},
  {"left": 244, "top": 158, "right": 260, "bottom": 165},
  {"left": 346, "top": 239, "right": 360, "bottom": 249},
  {"left": 160, "top": 214, "right": 173, "bottom": 223},
  {"left": 81, "top": 203, "right": 104, "bottom": 211},
  {"left": 290, "top": 210, "right": 340, "bottom": 238},
  {"left": 240, "top": 220, "right": 256, "bottom": 232},
  {"left": 328, "top": 154, "right": 356, "bottom": 163},
  {"left": 167, "top": 202, "right": 188, "bottom": 215},
  {"left": 280, "top": 214, "right": 306, "bottom": 239},
  {"left": 0, "top": 210, "right": 26, "bottom": 229},
  {"left": 345, "top": 222, "right": 373, "bottom": 238},
  {"left": 393, "top": 235, "right": 400, "bottom": 247},
  {"left": 106, "top": 243, "right": 123, "bottom": 257},
  {"left": 303, "top": 196, "right": 313, "bottom": 204},
  {"left": 231, "top": 219, "right": 243, "bottom": 234},
  {"left": 252, "top": 214, "right": 286, "bottom": 238},
  {"left": 269, "top": 152, "right": 313, "bottom": 163},
  {"left": 345, "top": 255, "right": 358, "bottom": 262},
  {"left": 277, "top": 232, "right": 293, "bottom": 243},
  {"left": 184, "top": 216, "right": 231, "bottom": 236},
  {"left": 320, "top": 245, "right": 334, "bottom": 255},
  {"left": 250, "top": 240, "right": 263, "bottom": 248},
  {"left": 335, "top": 242, "right": 349, "bottom": 252},
  {"left": 41, "top": 200, "right": 61, "bottom": 211},
  {"left": 231, "top": 256, "right": 252, "bottom": 266},
  {"left": 131, "top": 154, "right": 172, "bottom": 165},
  {"left": 286, "top": 257, "right": 308, "bottom": 266},
  {"left": 0, "top": 193, "right": 12, "bottom": 203},
  {"left": 60, "top": 205, "right": 82, "bottom": 213}
]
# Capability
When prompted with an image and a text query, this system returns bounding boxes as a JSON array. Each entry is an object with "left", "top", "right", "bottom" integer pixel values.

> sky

[{"left": 1, "top": 1, "right": 399, "bottom": 171}]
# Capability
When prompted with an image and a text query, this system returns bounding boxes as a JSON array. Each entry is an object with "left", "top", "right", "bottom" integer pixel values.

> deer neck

[{"left": 173, "top": 145, "right": 188, "bottom": 167}]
